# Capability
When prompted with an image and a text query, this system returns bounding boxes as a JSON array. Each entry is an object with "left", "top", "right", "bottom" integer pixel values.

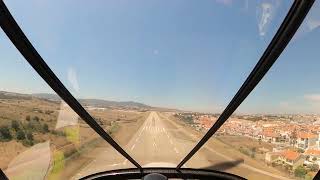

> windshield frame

[
  {"left": 0, "top": 0, "right": 316, "bottom": 177},
  {"left": 176, "top": 0, "right": 316, "bottom": 169}
]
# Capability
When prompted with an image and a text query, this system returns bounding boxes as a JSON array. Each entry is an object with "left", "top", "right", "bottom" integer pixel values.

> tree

[
  {"left": 310, "top": 164, "right": 319, "bottom": 172},
  {"left": 251, "top": 147, "right": 257, "bottom": 158},
  {"left": 306, "top": 155, "right": 310, "bottom": 160},
  {"left": 11, "top": 120, "right": 20, "bottom": 131},
  {"left": 294, "top": 165, "right": 307, "bottom": 178},
  {"left": 290, "top": 129, "right": 297, "bottom": 146},
  {"left": 42, "top": 123, "right": 49, "bottom": 133},
  {"left": 26, "top": 132, "right": 33, "bottom": 141},
  {"left": 312, "top": 157, "right": 317, "bottom": 161},
  {"left": 26, "top": 115, "right": 31, "bottom": 121},
  {"left": 33, "top": 116, "right": 40, "bottom": 122},
  {"left": 297, "top": 148, "right": 305, "bottom": 153},
  {"left": 0, "top": 126, "right": 12, "bottom": 141},
  {"left": 16, "top": 129, "right": 26, "bottom": 140},
  {"left": 22, "top": 139, "right": 33, "bottom": 147}
]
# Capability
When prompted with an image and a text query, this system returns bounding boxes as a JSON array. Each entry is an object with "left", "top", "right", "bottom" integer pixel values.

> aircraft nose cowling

[{"left": 143, "top": 173, "right": 168, "bottom": 180}]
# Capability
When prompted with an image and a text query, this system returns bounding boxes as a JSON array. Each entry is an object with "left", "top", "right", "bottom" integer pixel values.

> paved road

[{"left": 72, "top": 112, "right": 292, "bottom": 180}]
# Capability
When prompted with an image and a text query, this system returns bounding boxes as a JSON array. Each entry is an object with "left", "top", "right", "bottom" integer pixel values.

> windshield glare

[{"left": 1, "top": 0, "right": 319, "bottom": 180}]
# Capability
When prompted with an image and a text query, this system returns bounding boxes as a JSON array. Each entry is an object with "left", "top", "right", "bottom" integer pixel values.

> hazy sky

[{"left": 1, "top": 0, "right": 320, "bottom": 114}]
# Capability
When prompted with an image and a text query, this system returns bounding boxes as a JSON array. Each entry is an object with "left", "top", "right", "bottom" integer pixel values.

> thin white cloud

[
  {"left": 216, "top": 0, "right": 233, "bottom": 6},
  {"left": 257, "top": 2, "right": 274, "bottom": 36},
  {"left": 294, "top": 2, "right": 320, "bottom": 40},
  {"left": 153, "top": 49, "right": 159, "bottom": 55},
  {"left": 304, "top": 94, "right": 320, "bottom": 102},
  {"left": 244, "top": 0, "right": 249, "bottom": 11},
  {"left": 279, "top": 101, "right": 289, "bottom": 108},
  {"left": 306, "top": 18, "right": 320, "bottom": 31},
  {"left": 67, "top": 67, "right": 80, "bottom": 92},
  {"left": 306, "top": 2, "right": 320, "bottom": 31}
]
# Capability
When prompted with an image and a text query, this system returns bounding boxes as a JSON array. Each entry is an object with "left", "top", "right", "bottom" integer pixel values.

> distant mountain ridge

[
  {"left": 0, "top": 91, "right": 180, "bottom": 111},
  {"left": 32, "top": 93, "right": 151, "bottom": 109}
]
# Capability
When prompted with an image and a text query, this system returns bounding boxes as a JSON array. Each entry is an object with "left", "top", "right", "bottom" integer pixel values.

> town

[{"left": 174, "top": 113, "right": 320, "bottom": 179}]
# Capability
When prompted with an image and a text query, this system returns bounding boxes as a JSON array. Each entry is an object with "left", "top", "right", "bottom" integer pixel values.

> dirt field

[
  {"left": 0, "top": 97, "right": 148, "bottom": 179},
  {"left": 59, "top": 111, "right": 148, "bottom": 179}
]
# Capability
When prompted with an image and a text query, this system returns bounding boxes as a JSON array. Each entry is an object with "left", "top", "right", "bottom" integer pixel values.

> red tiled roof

[
  {"left": 297, "top": 132, "right": 318, "bottom": 139},
  {"left": 281, "top": 150, "right": 300, "bottom": 161},
  {"left": 305, "top": 149, "right": 320, "bottom": 156},
  {"left": 262, "top": 130, "right": 279, "bottom": 138},
  {"left": 199, "top": 117, "right": 215, "bottom": 129}
]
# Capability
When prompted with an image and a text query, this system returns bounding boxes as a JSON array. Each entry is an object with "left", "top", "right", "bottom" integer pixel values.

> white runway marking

[
  {"left": 170, "top": 139, "right": 173, "bottom": 145},
  {"left": 131, "top": 144, "right": 136, "bottom": 151},
  {"left": 110, "top": 163, "right": 121, "bottom": 167},
  {"left": 174, "top": 147, "right": 179, "bottom": 154}
]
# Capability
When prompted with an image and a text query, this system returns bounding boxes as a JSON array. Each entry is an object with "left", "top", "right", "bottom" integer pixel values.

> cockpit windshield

[{"left": 0, "top": 0, "right": 319, "bottom": 180}]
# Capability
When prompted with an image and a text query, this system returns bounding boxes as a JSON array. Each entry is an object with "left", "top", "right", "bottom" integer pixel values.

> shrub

[
  {"left": 22, "top": 139, "right": 34, "bottom": 147},
  {"left": 239, "top": 147, "right": 251, "bottom": 156},
  {"left": 297, "top": 148, "right": 305, "bottom": 153},
  {"left": 11, "top": 120, "right": 20, "bottom": 131},
  {"left": 33, "top": 116, "right": 40, "bottom": 122},
  {"left": 51, "top": 130, "right": 65, "bottom": 136},
  {"left": 42, "top": 123, "right": 49, "bottom": 133},
  {"left": 310, "top": 164, "right": 319, "bottom": 172},
  {"left": 0, "top": 126, "right": 12, "bottom": 141},
  {"left": 16, "top": 129, "right": 26, "bottom": 140},
  {"left": 26, "top": 115, "right": 31, "bottom": 121},
  {"left": 26, "top": 132, "right": 33, "bottom": 141},
  {"left": 294, "top": 165, "right": 307, "bottom": 178}
]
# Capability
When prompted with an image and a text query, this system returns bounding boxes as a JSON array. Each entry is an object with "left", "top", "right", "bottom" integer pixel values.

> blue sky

[{"left": 1, "top": 0, "right": 320, "bottom": 114}]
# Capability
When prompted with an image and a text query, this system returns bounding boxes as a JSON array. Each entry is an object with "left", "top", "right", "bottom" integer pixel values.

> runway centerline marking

[
  {"left": 170, "top": 139, "right": 173, "bottom": 145},
  {"left": 131, "top": 144, "right": 136, "bottom": 151}
]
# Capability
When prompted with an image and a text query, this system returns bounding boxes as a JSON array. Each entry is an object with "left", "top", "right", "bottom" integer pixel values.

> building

[
  {"left": 304, "top": 149, "right": 320, "bottom": 167},
  {"left": 260, "top": 130, "right": 280, "bottom": 143},
  {"left": 198, "top": 116, "right": 216, "bottom": 130},
  {"left": 265, "top": 150, "right": 303, "bottom": 169},
  {"left": 296, "top": 132, "right": 318, "bottom": 149},
  {"left": 279, "top": 150, "right": 302, "bottom": 168}
]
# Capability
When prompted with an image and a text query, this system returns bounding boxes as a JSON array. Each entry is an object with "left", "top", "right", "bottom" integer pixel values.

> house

[
  {"left": 260, "top": 130, "right": 280, "bottom": 143},
  {"left": 265, "top": 152, "right": 281, "bottom": 164},
  {"left": 304, "top": 149, "right": 320, "bottom": 167},
  {"left": 198, "top": 116, "right": 216, "bottom": 130},
  {"left": 265, "top": 150, "right": 303, "bottom": 169},
  {"left": 279, "top": 150, "right": 303, "bottom": 169},
  {"left": 295, "top": 132, "right": 318, "bottom": 149}
]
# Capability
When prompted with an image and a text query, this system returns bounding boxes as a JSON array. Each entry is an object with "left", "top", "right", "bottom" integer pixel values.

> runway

[{"left": 72, "top": 111, "right": 292, "bottom": 180}]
